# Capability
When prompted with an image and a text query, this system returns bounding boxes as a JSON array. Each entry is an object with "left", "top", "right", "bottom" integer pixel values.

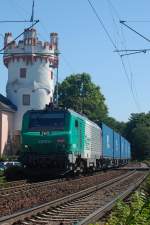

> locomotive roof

[
  {"left": 68, "top": 109, "right": 101, "bottom": 129},
  {"left": 25, "top": 107, "right": 100, "bottom": 130}
]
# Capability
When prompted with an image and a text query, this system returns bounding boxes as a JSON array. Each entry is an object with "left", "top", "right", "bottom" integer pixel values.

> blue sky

[{"left": 0, "top": 0, "right": 150, "bottom": 122}]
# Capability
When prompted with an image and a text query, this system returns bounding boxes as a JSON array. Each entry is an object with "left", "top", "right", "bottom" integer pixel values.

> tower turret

[
  {"left": 50, "top": 32, "right": 58, "bottom": 50},
  {"left": 4, "top": 32, "right": 13, "bottom": 47},
  {"left": 3, "top": 28, "right": 59, "bottom": 133}
]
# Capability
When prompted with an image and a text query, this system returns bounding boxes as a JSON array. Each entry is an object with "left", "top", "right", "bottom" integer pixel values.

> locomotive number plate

[{"left": 38, "top": 140, "right": 51, "bottom": 144}]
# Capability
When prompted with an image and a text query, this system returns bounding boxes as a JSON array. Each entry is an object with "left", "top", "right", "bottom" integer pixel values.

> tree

[
  {"left": 54, "top": 73, "right": 150, "bottom": 160},
  {"left": 129, "top": 126, "right": 150, "bottom": 160},
  {"left": 103, "top": 116, "right": 126, "bottom": 135},
  {"left": 55, "top": 73, "right": 108, "bottom": 122},
  {"left": 124, "top": 113, "right": 150, "bottom": 159}
]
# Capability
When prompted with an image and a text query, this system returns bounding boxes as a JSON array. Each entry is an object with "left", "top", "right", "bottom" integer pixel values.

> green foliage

[
  {"left": 106, "top": 200, "right": 130, "bottom": 225},
  {"left": 124, "top": 113, "right": 150, "bottom": 159},
  {"left": 55, "top": 73, "right": 108, "bottom": 122},
  {"left": 54, "top": 73, "right": 150, "bottom": 160},
  {"left": 106, "top": 193, "right": 150, "bottom": 225},
  {"left": 131, "top": 126, "right": 150, "bottom": 159},
  {"left": 103, "top": 116, "right": 126, "bottom": 135},
  {"left": 0, "top": 170, "right": 4, "bottom": 177},
  {"left": 106, "top": 175, "right": 150, "bottom": 225},
  {"left": 0, "top": 156, "right": 9, "bottom": 162},
  {"left": 143, "top": 176, "right": 150, "bottom": 196},
  {"left": 0, "top": 176, "right": 7, "bottom": 187},
  {"left": 0, "top": 171, "right": 7, "bottom": 187}
]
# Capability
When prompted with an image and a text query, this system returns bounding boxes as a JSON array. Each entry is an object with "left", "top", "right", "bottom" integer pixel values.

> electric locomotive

[
  {"left": 21, "top": 104, "right": 131, "bottom": 173},
  {"left": 21, "top": 104, "right": 102, "bottom": 172}
]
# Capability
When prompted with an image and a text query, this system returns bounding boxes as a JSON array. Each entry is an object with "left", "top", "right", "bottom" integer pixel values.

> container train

[{"left": 20, "top": 105, "right": 131, "bottom": 173}]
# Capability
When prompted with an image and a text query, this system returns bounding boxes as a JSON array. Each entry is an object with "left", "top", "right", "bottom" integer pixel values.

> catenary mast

[{"left": 0, "top": 0, "right": 59, "bottom": 154}]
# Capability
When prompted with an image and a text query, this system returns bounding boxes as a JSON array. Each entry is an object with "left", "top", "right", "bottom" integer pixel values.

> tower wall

[{"left": 3, "top": 29, "right": 58, "bottom": 132}]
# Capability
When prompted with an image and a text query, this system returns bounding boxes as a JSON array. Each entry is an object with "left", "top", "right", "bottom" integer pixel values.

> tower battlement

[
  {"left": 3, "top": 29, "right": 59, "bottom": 68},
  {"left": 4, "top": 28, "right": 58, "bottom": 131}
]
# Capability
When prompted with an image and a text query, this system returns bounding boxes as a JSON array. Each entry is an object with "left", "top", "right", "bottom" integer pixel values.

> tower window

[
  {"left": 23, "top": 94, "right": 30, "bottom": 105},
  {"left": 20, "top": 68, "right": 26, "bottom": 78},
  {"left": 51, "top": 71, "right": 53, "bottom": 80}
]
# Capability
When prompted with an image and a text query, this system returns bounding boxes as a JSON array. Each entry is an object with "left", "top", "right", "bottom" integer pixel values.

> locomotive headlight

[{"left": 24, "top": 145, "right": 28, "bottom": 149}]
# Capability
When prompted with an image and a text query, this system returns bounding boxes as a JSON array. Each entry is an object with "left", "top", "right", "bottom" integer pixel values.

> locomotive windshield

[{"left": 29, "top": 112, "right": 65, "bottom": 130}]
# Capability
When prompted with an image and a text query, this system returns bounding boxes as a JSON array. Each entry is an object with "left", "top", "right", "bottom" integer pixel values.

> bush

[{"left": 106, "top": 175, "right": 150, "bottom": 225}]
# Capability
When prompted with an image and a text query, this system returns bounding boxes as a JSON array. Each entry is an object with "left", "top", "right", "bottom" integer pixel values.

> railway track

[
  {"left": 0, "top": 170, "right": 125, "bottom": 197},
  {"left": 0, "top": 170, "right": 126, "bottom": 217},
  {"left": 0, "top": 170, "right": 148, "bottom": 225},
  {"left": 0, "top": 180, "right": 27, "bottom": 189},
  {"left": 0, "top": 179, "right": 61, "bottom": 196}
]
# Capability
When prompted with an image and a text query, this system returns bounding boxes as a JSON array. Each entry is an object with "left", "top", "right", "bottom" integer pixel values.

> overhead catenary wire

[
  {"left": 109, "top": 3, "right": 150, "bottom": 56},
  {"left": 10, "top": 0, "right": 31, "bottom": 18},
  {"left": 0, "top": 20, "right": 37, "bottom": 23},
  {"left": 120, "top": 21, "right": 150, "bottom": 43},
  {"left": 5, "top": 0, "right": 26, "bottom": 20},
  {"left": 106, "top": 0, "right": 141, "bottom": 108},
  {"left": 104, "top": 16, "right": 150, "bottom": 56},
  {"left": 120, "top": 58, "right": 141, "bottom": 112},
  {"left": 38, "top": 18, "right": 77, "bottom": 76},
  {"left": 87, "top": 0, "right": 118, "bottom": 50},
  {"left": 107, "top": 0, "right": 142, "bottom": 112},
  {"left": 0, "top": 20, "right": 39, "bottom": 53},
  {"left": 0, "top": 0, "right": 39, "bottom": 52},
  {"left": 121, "top": 20, "right": 150, "bottom": 23},
  {"left": 87, "top": 0, "right": 141, "bottom": 112},
  {"left": 106, "top": 0, "right": 134, "bottom": 91},
  {"left": 4, "top": 0, "right": 77, "bottom": 80},
  {"left": 1, "top": 2, "right": 57, "bottom": 76},
  {"left": 1, "top": 0, "right": 60, "bottom": 105},
  {"left": 87, "top": 0, "right": 130, "bottom": 86}
]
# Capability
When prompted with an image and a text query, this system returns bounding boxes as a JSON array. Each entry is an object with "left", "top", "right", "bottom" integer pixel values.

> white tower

[{"left": 3, "top": 29, "right": 59, "bottom": 133}]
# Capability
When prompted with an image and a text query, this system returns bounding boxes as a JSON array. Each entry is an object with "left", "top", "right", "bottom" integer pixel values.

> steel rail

[
  {"left": 0, "top": 170, "right": 104, "bottom": 194},
  {"left": 0, "top": 171, "right": 105, "bottom": 197},
  {"left": 0, "top": 180, "right": 26, "bottom": 189},
  {"left": 0, "top": 170, "right": 120, "bottom": 197},
  {"left": 0, "top": 170, "right": 137, "bottom": 225},
  {"left": 0, "top": 179, "right": 62, "bottom": 196},
  {"left": 78, "top": 172, "right": 149, "bottom": 225}
]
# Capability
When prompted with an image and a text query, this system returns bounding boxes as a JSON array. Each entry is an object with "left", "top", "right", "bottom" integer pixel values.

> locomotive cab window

[
  {"left": 75, "top": 120, "right": 78, "bottom": 128},
  {"left": 29, "top": 112, "right": 66, "bottom": 131}
]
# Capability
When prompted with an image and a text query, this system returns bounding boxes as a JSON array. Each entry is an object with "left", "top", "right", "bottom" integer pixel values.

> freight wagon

[
  {"left": 113, "top": 131, "right": 121, "bottom": 165},
  {"left": 21, "top": 106, "right": 131, "bottom": 173}
]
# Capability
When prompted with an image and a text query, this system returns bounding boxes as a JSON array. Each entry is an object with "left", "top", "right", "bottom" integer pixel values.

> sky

[{"left": 0, "top": 0, "right": 150, "bottom": 122}]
